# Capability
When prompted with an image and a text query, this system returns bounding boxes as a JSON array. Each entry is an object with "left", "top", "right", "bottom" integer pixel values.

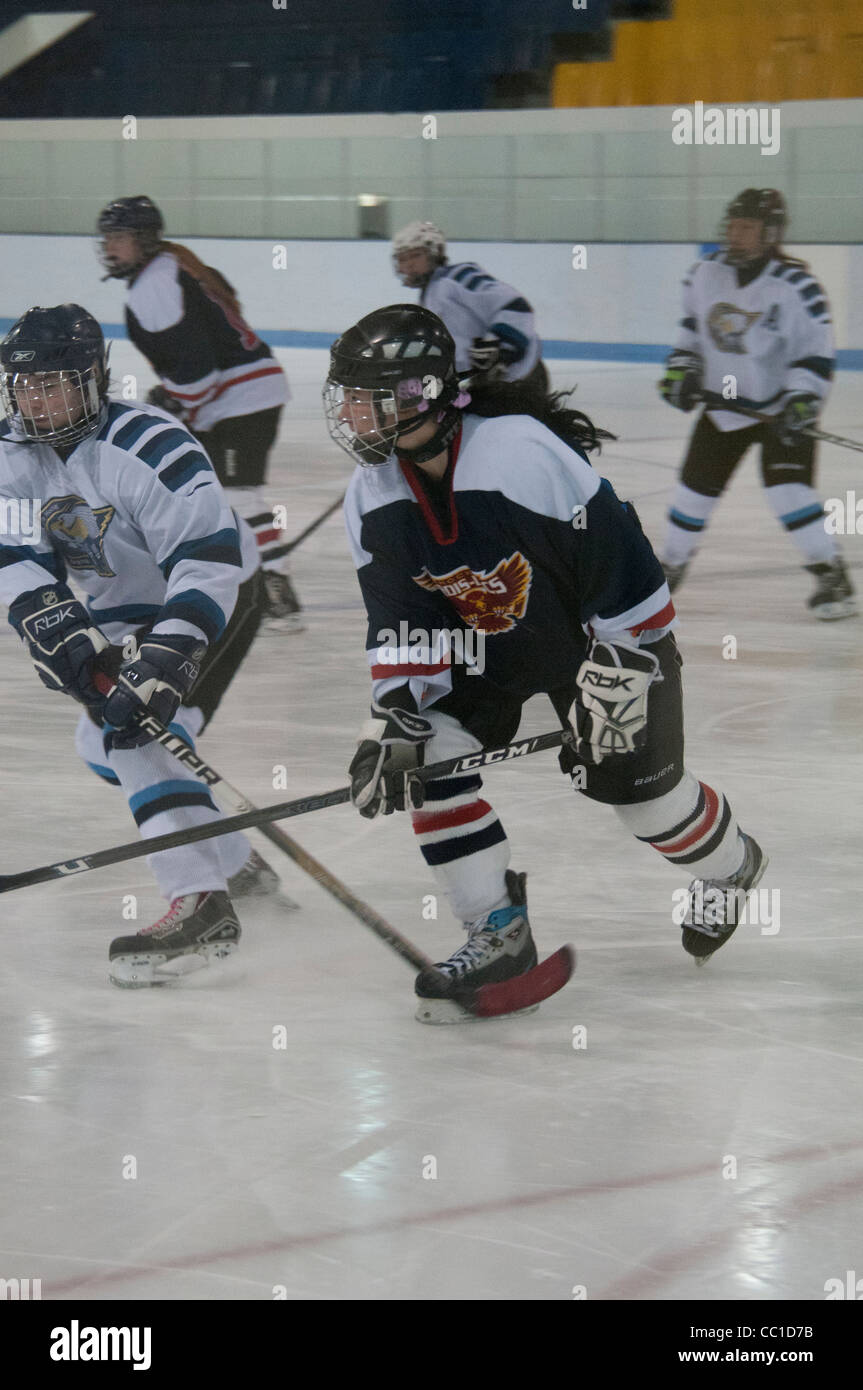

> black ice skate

[
  {"left": 681, "top": 832, "right": 768, "bottom": 965},
  {"left": 262, "top": 570, "right": 305, "bottom": 633},
  {"left": 227, "top": 848, "right": 298, "bottom": 908},
  {"left": 109, "top": 891, "right": 241, "bottom": 988},
  {"left": 415, "top": 869, "right": 539, "bottom": 1024},
  {"left": 805, "top": 558, "right": 857, "bottom": 621},
  {"left": 661, "top": 560, "right": 689, "bottom": 595}
]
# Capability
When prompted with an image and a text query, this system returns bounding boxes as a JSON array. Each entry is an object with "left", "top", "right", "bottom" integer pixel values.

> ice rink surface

[{"left": 1, "top": 345, "right": 861, "bottom": 1301}]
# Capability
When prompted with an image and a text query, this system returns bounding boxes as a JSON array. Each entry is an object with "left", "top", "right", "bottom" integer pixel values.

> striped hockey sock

[{"left": 411, "top": 773, "right": 510, "bottom": 924}]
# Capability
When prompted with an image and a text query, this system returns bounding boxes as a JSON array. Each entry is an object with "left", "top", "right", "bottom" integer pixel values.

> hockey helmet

[
  {"left": 392, "top": 221, "right": 447, "bottom": 286},
  {"left": 97, "top": 195, "right": 164, "bottom": 278},
  {"left": 722, "top": 188, "right": 788, "bottom": 264},
  {"left": 0, "top": 304, "right": 109, "bottom": 446},
  {"left": 324, "top": 304, "right": 467, "bottom": 467}
]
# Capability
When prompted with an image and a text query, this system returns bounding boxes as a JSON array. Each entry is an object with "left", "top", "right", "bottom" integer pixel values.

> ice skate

[
  {"left": 805, "top": 558, "right": 857, "bottom": 621},
  {"left": 227, "top": 848, "right": 299, "bottom": 909},
  {"left": 262, "top": 570, "right": 305, "bottom": 633},
  {"left": 661, "top": 560, "right": 688, "bottom": 595},
  {"left": 681, "top": 832, "right": 768, "bottom": 964},
  {"left": 109, "top": 891, "right": 241, "bottom": 988},
  {"left": 415, "top": 869, "right": 539, "bottom": 1024}
]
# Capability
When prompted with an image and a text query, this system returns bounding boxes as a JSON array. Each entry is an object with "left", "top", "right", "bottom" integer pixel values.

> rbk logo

[
  {"left": 33, "top": 604, "right": 75, "bottom": 633},
  {"left": 582, "top": 671, "right": 634, "bottom": 691}
]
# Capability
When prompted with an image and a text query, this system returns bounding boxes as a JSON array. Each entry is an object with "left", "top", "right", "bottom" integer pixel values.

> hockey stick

[
  {"left": 699, "top": 391, "right": 863, "bottom": 454},
  {"left": 0, "top": 729, "right": 565, "bottom": 896},
  {"left": 261, "top": 492, "right": 346, "bottom": 563},
  {"left": 136, "top": 716, "right": 574, "bottom": 1016}
]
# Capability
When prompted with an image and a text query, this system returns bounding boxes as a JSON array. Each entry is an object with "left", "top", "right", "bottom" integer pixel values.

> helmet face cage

[
  {"left": 1, "top": 364, "right": 106, "bottom": 446},
  {"left": 722, "top": 189, "right": 787, "bottom": 265},
  {"left": 323, "top": 374, "right": 444, "bottom": 468}
]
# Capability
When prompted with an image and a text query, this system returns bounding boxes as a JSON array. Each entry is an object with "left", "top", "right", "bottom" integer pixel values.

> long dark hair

[{"left": 465, "top": 378, "right": 615, "bottom": 455}]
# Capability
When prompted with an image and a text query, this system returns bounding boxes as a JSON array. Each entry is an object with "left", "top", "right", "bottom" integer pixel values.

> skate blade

[
  {"left": 414, "top": 997, "right": 540, "bottom": 1025},
  {"left": 813, "top": 599, "right": 858, "bottom": 621},
  {"left": 692, "top": 849, "right": 770, "bottom": 967},
  {"left": 261, "top": 615, "right": 306, "bottom": 634},
  {"left": 109, "top": 940, "right": 238, "bottom": 989}
]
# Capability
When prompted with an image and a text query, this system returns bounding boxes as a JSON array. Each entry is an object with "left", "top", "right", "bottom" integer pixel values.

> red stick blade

[{"left": 470, "top": 944, "right": 576, "bottom": 1019}]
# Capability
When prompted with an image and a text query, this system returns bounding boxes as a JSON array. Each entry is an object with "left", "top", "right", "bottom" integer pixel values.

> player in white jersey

[
  {"left": 391, "top": 221, "right": 547, "bottom": 392},
  {"left": 659, "top": 188, "right": 855, "bottom": 619},
  {"left": 0, "top": 305, "right": 286, "bottom": 987},
  {"left": 325, "top": 305, "right": 766, "bottom": 1022},
  {"left": 96, "top": 196, "right": 304, "bottom": 632}
]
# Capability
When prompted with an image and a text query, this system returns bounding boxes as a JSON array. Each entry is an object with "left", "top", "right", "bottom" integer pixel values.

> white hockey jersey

[
  {"left": 421, "top": 263, "right": 542, "bottom": 381},
  {"left": 676, "top": 251, "right": 834, "bottom": 432},
  {"left": 0, "top": 401, "right": 258, "bottom": 647},
  {"left": 125, "top": 251, "right": 288, "bottom": 431}
]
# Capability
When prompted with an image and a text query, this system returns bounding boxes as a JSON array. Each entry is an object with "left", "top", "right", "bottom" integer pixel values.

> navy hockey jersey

[
  {"left": 344, "top": 412, "right": 674, "bottom": 711},
  {"left": 0, "top": 401, "right": 258, "bottom": 646},
  {"left": 126, "top": 251, "right": 288, "bottom": 431}
]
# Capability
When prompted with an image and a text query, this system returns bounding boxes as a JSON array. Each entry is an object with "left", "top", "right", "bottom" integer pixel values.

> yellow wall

[{"left": 553, "top": 0, "right": 863, "bottom": 107}]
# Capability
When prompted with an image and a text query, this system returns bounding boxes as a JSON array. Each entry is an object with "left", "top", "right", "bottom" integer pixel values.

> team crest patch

[
  {"left": 413, "top": 553, "right": 532, "bottom": 634},
  {"left": 707, "top": 302, "right": 761, "bottom": 354},
  {"left": 41, "top": 495, "right": 116, "bottom": 576}
]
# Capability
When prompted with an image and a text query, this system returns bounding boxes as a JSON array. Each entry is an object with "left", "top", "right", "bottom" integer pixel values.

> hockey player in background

[
  {"left": 659, "top": 188, "right": 855, "bottom": 620},
  {"left": 324, "top": 305, "right": 766, "bottom": 1023},
  {"left": 96, "top": 195, "right": 304, "bottom": 632},
  {"left": 0, "top": 305, "right": 286, "bottom": 987},
  {"left": 392, "top": 220, "right": 548, "bottom": 393}
]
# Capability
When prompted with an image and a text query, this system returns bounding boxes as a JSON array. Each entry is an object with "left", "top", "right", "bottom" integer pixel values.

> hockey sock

[
  {"left": 411, "top": 772, "right": 510, "bottom": 923},
  {"left": 763, "top": 482, "right": 834, "bottom": 564},
  {"left": 663, "top": 483, "right": 720, "bottom": 566},
  {"left": 225, "top": 485, "right": 285, "bottom": 571},
  {"left": 614, "top": 770, "right": 744, "bottom": 880}
]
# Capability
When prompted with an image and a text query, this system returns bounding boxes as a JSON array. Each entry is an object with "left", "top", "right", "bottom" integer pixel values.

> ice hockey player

[
  {"left": 96, "top": 195, "right": 304, "bottom": 631},
  {"left": 391, "top": 220, "right": 548, "bottom": 393},
  {"left": 659, "top": 188, "right": 855, "bottom": 620},
  {"left": 324, "top": 304, "right": 767, "bottom": 1023},
  {"left": 0, "top": 304, "right": 287, "bottom": 987}
]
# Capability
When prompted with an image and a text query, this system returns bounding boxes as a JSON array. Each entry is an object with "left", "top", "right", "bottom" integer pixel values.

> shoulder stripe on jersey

[
  {"left": 161, "top": 588, "right": 226, "bottom": 642},
  {"left": 786, "top": 270, "right": 808, "bottom": 284},
  {"left": 680, "top": 316, "right": 697, "bottom": 331},
  {"left": 807, "top": 300, "right": 829, "bottom": 319},
  {"left": 490, "top": 321, "right": 528, "bottom": 354},
  {"left": 800, "top": 282, "right": 823, "bottom": 301},
  {"left": 466, "top": 274, "right": 495, "bottom": 291},
  {"left": 158, "top": 451, "right": 214, "bottom": 493},
  {"left": 451, "top": 264, "right": 482, "bottom": 283},
  {"left": 790, "top": 355, "right": 834, "bottom": 380},
  {"left": 500, "top": 296, "right": 532, "bottom": 314},
  {"left": 135, "top": 427, "right": 195, "bottom": 468},
  {"left": 88, "top": 600, "right": 161, "bottom": 625},
  {"left": 107, "top": 411, "right": 164, "bottom": 451},
  {"left": 160, "top": 527, "right": 242, "bottom": 579}
]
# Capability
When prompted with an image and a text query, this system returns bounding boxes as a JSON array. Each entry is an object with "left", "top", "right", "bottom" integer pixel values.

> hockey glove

[
  {"left": 773, "top": 392, "right": 818, "bottom": 449},
  {"left": 102, "top": 634, "right": 206, "bottom": 748},
  {"left": 146, "top": 385, "right": 185, "bottom": 419},
  {"left": 566, "top": 640, "right": 661, "bottom": 765},
  {"left": 8, "top": 583, "right": 110, "bottom": 706},
  {"left": 659, "top": 350, "right": 703, "bottom": 412},
  {"left": 468, "top": 336, "right": 510, "bottom": 380},
  {"left": 349, "top": 703, "right": 434, "bottom": 819}
]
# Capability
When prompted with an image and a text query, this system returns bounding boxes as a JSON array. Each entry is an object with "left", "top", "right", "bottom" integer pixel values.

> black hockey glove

[
  {"left": 102, "top": 634, "right": 206, "bottom": 748},
  {"left": 773, "top": 392, "right": 818, "bottom": 449},
  {"left": 468, "top": 335, "right": 510, "bottom": 380},
  {"left": 659, "top": 350, "right": 703, "bottom": 412},
  {"left": 349, "top": 703, "right": 434, "bottom": 819},
  {"left": 8, "top": 583, "right": 110, "bottom": 706},
  {"left": 565, "top": 640, "right": 661, "bottom": 765},
  {"left": 146, "top": 385, "right": 185, "bottom": 419}
]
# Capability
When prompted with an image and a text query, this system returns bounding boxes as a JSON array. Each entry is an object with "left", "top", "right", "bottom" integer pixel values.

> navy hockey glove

[
  {"left": 349, "top": 703, "right": 434, "bottom": 818},
  {"left": 659, "top": 350, "right": 703, "bottom": 412},
  {"left": 146, "top": 385, "right": 185, "bottom": 418},
  {"left": 566, "top": 640, "right": 661, "bottom": 764},
  {"left": 468, "top": 335, "right": 512, "bottom": 380},
  {"left": 773, "top": 392, "right": 818, "bottom": 449},
  {"left": 8, "top": 583, "right": 109, "bottom": 706},
  {"left": 102, "top": 634, "right": 205, "bottom": 748}
]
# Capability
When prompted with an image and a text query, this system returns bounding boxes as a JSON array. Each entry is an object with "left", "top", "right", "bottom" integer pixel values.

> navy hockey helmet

[
  {"left": 324, "top": 304, "right": 468, "bottom": 467},
  {"left": 0, "top": 304, "right": 109, "bottom": 446},
  {"left": 722, "top": 188, "right": 788, "bottom": 264},
  {"left": 96, "top": 195, "right": 164, "bottom": 278}
]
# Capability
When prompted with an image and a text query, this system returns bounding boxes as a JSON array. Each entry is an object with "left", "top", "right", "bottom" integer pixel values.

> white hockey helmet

[{"left": 392, "top": 221, "right": 447, "bottom": 285}]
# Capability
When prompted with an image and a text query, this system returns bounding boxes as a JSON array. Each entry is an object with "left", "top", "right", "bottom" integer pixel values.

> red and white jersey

[{"left": 125, "top": 251, "right": 288, "bottom": 431}]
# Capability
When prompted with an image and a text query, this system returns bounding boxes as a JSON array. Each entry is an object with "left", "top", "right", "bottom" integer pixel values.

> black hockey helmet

[
  {"left": 722, "top": 188, "right": 787, "bottom": 264},
  {"left": 0, "top": 304, "right": 109, "bottom": 446},
  {"left": 324, "top": 304, "right": 468, "bottom": 467},
  {"left": 96, "top": 195, "right": 164, "bottom": 278}
]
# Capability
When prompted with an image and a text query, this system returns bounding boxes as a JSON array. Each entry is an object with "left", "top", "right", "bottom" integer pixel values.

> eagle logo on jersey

[
  {"left": 41, "top": 495, "right": 116, "bottom": 577},
  {"left": 413, "top": 553, "right": 532, "bottom": 634},
  {"left": 707, "top": 302, "right": 761, "bottom": 354}
]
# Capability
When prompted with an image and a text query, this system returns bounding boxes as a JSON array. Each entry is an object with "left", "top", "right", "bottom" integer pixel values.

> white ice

[{"left": 0, "top": 346, "right": 861, "bottom": 1302}]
